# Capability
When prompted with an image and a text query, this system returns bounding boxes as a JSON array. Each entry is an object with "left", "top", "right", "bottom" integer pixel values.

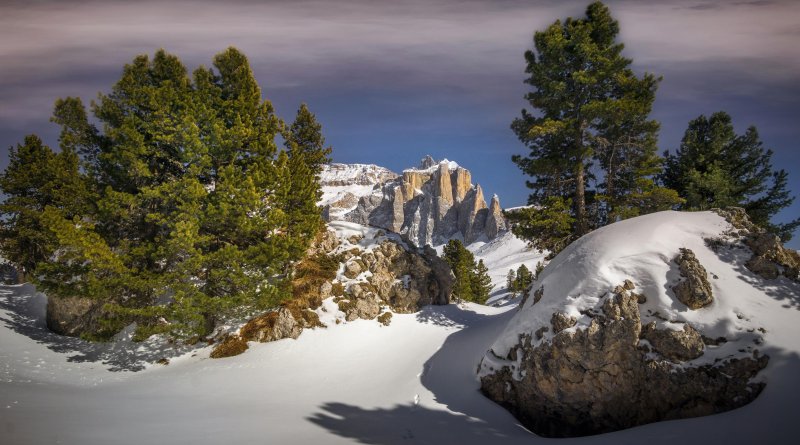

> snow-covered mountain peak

[
  {"left": 403, "top": 155, "right": 461, "bottom": 174},
  {"left": 319, "top": 156, "right": 507, "bottom": 247}
]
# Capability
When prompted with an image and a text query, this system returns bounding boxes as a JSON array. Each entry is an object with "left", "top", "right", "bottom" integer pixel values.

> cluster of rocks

[
  {"left": 713, "top": 207, "right": 800, "bottom": 281},
  {"left": 479, "top": 277, "right": 768, "bottom": 438},
  {"left": 332, "top": 239, "right": 453, "bottom": 321},
  {"left": 322, "top": 156, "right": 507, "bottom": 247},
  {"left": 211, "top": 228, "right": 454, "bottom": 358}
]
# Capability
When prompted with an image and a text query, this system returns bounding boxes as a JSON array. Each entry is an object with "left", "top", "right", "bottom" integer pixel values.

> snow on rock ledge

[{"left": 478, "top": 210, "right": 774, "bottom": 437}]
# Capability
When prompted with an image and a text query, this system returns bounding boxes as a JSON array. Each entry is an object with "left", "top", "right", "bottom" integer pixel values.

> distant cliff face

[{"left": 319, "top": 156, "right": 507, "bottom": 247}]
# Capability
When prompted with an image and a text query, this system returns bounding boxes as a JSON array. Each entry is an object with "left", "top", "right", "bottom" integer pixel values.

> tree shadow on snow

[
  {"left": 0, "top": 284, "right": 197, "bottom": 372},
  {"left": 707, "top": 243, "right": 800, "bottom": 311},
  {"left": 310, "top": 285, "right": 800, "bottom": 444},
  {"left": 307, "top": 402, "right": 513, "bottom": 445},
  {"left": 309, "top": 303, "right": 536, "bottom": 443}
]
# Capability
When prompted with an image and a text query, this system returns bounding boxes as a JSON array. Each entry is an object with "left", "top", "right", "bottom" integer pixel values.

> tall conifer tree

[
  {"left": 511, "top": 2, "right": 678, "bottom": 251},
  {"left": 663, "top": 112, "right": 798, "bottom": 240}
]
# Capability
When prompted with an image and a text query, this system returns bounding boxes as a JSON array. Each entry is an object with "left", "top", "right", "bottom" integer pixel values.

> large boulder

[
  {"left": 479, "top": 211, "right": 773, "bottom": 438},
  {"left": 479, "top": 285, "right": 767, "bottom": 437},
  {"left": 239, "top": 307, "right": 303, "bottom": 343}
]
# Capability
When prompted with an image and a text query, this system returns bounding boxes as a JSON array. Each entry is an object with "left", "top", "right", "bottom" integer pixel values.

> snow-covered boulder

[{"left": 478, "top": 210, "right": 782, "bottom": 437}]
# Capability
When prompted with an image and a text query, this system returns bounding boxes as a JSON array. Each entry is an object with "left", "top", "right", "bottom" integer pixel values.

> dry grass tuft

[{"left": 210, "top": 334, "right": 249, "bottom": 359}]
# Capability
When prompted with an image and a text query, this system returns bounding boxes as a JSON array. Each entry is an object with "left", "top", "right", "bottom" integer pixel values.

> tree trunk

[
  {"left": 575, "top": 160, "right": 587, "bottom": 236},
  {"left": 575, "top": 123, "right": 588, "bottom": 236}
]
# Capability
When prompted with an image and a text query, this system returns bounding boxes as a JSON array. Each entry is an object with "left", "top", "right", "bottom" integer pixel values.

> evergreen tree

[
  {"left": 506, "top": 198, "right": 574, "bottom": 255},
  {"left": 471, "top": 259, "right": 493, "bottom": 304},
  {"left": 511, "top": 2, "right": 677, "bottom": 251},
  {"left": 0, "top": 136, "right": 92, "bottom": 280},
  {"left": 287, "top": 103, "right": 332, "bottom": 175},
  {"left": 662, "top": 112, "right": 798, "bottom": 240},
  {"left": 0, "top": 48, "right": 330, "bottom": 341},
  {"left": 442, "top": 239, "right": 476, "bottom": 302},
  {"left": 280, "top": 103, "right": 333, "bottom": 259},
  {"left": 514, "top": 264, "right": 534, "bottom": 294},
  {"left": 506, "top": 269, "right": 516, "bottom": 293}
]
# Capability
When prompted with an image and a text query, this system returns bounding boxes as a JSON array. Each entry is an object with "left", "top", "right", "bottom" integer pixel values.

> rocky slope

[
  {"left": 320, "top": 156, "right": 507, "bottom": 247},
  {"left": 478, "top": 209, "right": 782, "bottom": 437},
  {"left": 211, "top": 221, "right": 454, "bottom": 357}
]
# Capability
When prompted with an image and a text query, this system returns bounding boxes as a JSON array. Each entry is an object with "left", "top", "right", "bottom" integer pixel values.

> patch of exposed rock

[
  {"left": 335, "top": 240, "right": 453, "bottom": 321},
  {"left": 46, "top": 295, "right": 113, "bottom": 338},
  {"left": 745, "top": 232, "right": 800, "bottom": 281},
  {"left": 673, "top": 248, "right": 714, "bottom": 309},
  {"left": 322, "top": 157, "right": 509, "bottom": 247},
  {"left": 713, "top": 207, "right": 800, "bottom": 282},
  {"left": 479, "top": 282, "right": 768, "bottom": 438},
  {"left": 239, "top": 307, "right": 304, "bottom": 343},
  {"left": 214, "top": 226, "right": 453, "bottom": 357},
  {"left": 641, "top": 322, "right": 704, "bottom": 362}
]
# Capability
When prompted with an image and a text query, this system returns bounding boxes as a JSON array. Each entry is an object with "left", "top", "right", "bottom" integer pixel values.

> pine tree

[
  {"left": 287, "top": 103, "right": 332, "bottom": 175},
  {"left": 514, "top": 264, "right": 534, "bottom": 294},
  {"left": 442, "top": 239, "right": 475, "bottom": 302},
  {"left": 1, "top": 48, "right": 329, "bottom": 341},
  {"left": 471, "top": 259, "right": 493, "bottom": 304},
  {"left": 506, "top": 269, "right": 517, "bottom": 293},
  {"left": 662, "top": 112, "right": 798, "bottom": 240},
  {"left": 0, "top": 135, "right": 92, "bottom": 280},
  {"left": 280, "top": 103, "right": 333, "bottom": 259},
  {"left": 511, "top": 2, "right": 677, "bottom": 251}
]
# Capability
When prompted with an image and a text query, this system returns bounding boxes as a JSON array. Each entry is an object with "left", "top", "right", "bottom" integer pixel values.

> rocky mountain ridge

[{"left": 320, "top": 155, "right": 507, "bottom": 247}]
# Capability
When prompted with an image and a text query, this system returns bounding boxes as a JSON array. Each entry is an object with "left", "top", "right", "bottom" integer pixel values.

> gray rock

[
  {"left": 641, "top": 322, "right": 705, "bottom": 362},
  {"left": 551, "top": 312, "right": 577, "bottom": 333},
  {"left": 343, "top": 261, "right": 362, "bottom": 279},
  {"left": 713, "top": 207, "right": 799, "bottom": 282},
  {"left": 240, "top": 308, "right": 302, "bottom": 343},
  {"left": 325, "top": 157, "right": 506, "bottom": 247},
  {"left": 479, "top": 289, "right": 768, "bottom": 438},
  {"left": 672, "top": 248, "right": 714, "bottom": 309},
  {"left": 46, "top": 295, "right": 110, "bottom": 337},
  {"left": 745, "top": 232, "right": 800, "bottom": 281}
]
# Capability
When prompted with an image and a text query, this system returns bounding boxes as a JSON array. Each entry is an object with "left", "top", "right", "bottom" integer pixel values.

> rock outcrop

[
  {"left": 212, "top": 225, "right": 454, "bottom": 358},
  {"left": 479, "top": 210, "right": 778, "bottom": 438},
  {"left": 480, "top": 283, "right": 768, "bottom": 437},
  {"left": 713, "top": 207, "right": 800, "bottom": 282},
  {"left": 335, "top": 239, "right": 453, "bottom": 321},
  {"left": 239, "top": 307, "right": 304, "bottom": 343},
  {"left": 46, "top": 295, "right": 111, "bottom": 338},
  {"left": 672, "top": 248, "right": 714, "bottom": 309},
  {"left": 320, "top": 157, "right": 508, "bottom": 247},
  {"left": 745, "top": 232, "right": 800, "bottom": 281}
]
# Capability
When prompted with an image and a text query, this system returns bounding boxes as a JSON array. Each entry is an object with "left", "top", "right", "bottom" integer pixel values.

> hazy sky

[{"left": 1, "top": 0, "right": 798, "bottom": 245}]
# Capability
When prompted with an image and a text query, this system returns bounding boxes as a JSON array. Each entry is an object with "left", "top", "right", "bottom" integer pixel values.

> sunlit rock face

[{"left": 320, "top": 156, "right": 508, "bottom": 247}]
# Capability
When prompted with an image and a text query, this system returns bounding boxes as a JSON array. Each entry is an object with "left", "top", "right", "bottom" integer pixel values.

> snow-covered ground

[{"left": 1, "top": 212, "right": 799, "bottom": 444}]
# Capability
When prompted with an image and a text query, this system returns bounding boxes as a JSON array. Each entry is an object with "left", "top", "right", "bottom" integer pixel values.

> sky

[{"left": 1, "top": 0, "right": 798, "bottom": 246}]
